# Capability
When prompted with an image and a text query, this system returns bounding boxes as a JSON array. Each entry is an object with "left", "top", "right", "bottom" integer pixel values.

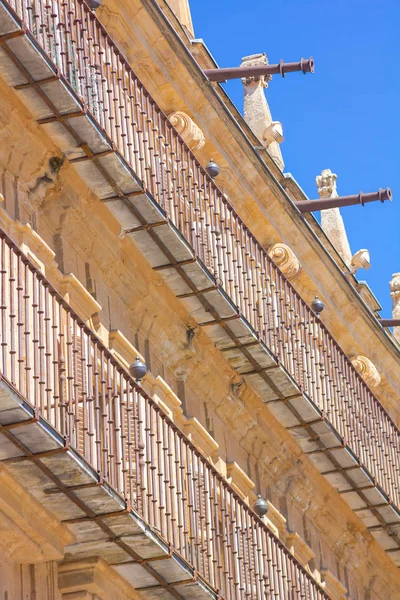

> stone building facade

[{"left": 0, "top": 1, "right": 399, "bottom": 599}]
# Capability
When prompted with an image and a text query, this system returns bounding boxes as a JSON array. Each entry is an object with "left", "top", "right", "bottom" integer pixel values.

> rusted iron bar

[
  {"left": 204, "top": 57, "right": 314, "bottom": 82},
  {"left": 296, "top": 188, "right": 392, "bottom": 213},
  {"left": 379, "top": 319, "right": 400, "bottom": 327}
]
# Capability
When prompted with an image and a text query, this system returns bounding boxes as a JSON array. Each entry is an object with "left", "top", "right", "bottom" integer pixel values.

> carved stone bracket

[
  {"left": 351, "top": 355, "right": 381, "bottom": 390},
  {"left": 268, "top": 243, "right": 301, "bottom": 281},
  {"left": 168, "top": 111, "right": 205, "bottom": 151}
]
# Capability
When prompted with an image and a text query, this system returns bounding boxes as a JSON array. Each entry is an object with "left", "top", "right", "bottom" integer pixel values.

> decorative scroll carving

[
  {"left": 390, "top": 272, "right": 400, "bottom": 341},
  {"left": 316, "top": 169, "right": 337, "bottom": 198},
  {"left": 268, "top": 243, "right": 301, "bottom": 281},
  {"left": 263, "top": 121, "right": 284, "bottom": 145},
  {"left": 351, "top": 355, "right": 381, "bottom": 390},
  {"left": 168, "top": 111, "right": 205, "bottom": 151},
  {"left": 350, "top": 248, "right": 371, "bottom": 273}
]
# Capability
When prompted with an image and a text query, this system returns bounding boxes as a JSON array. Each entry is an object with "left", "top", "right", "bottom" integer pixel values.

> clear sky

[{"left": 190, "top": 0, "right": 400, "bottom": 319}]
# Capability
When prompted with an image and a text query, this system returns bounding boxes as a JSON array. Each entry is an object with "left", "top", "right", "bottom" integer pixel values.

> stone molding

[
  {"left": 286, "top": 531, "right": 315, "bottom": 570},
  {"left": 108, "top": 329, "right": 145, "bottom": 370},
  {"left": 268, "top": 242, "right": 301, "bottom": 281},
  {"left": 59, "top": 273, "right": 102, "bottom": 324},
  {"left": 183, "top": 416, "right": 219, "bottom": 461},
  {"left": 0, "top": 202, "right": 58, "bottom": 276},
  {"left": 226, "top": 461, "right": 255, "bottom": 502},
  {"left": 320, "top": 569, "right": 348, "bottom": 600},
  {"left": 266, "top": 501, "right": 288, "bottom": 540},
  {"left": 146, "top": 374, "right": 183, "bottom": 422},
  {"left": 168, "top": 111, "right": 205, "bottom": 151},
  {"left": 351, "top": 355, "right": 381, "bottom": 390}
]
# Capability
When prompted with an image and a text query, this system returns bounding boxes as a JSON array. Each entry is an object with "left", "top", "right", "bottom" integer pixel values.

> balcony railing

[
  {"left": 2, "top": 0, "right": 400, "bottom": 527},
  {"left": 0, "top": 227, "right": 331, "bottom": 599}
]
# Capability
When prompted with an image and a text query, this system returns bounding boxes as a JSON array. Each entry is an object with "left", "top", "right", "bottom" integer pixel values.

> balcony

[
  {"left": 0, "top": 0, "right": 399, "bottom": 567},
  {"left": 0, "top": 226, "right": 333, "bottom": 599}
]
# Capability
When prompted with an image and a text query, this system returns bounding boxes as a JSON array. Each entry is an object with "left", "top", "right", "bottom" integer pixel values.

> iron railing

[
  {"left": 0, "top": 228, "right": 331, "bottom": 599},
  {"left": 3, "top": 0, "right": 400, "bottom": 514}
]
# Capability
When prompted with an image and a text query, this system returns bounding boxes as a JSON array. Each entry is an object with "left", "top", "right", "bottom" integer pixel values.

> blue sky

[{"left": 190, "top": 0, "right": 400, "bottom": 318}]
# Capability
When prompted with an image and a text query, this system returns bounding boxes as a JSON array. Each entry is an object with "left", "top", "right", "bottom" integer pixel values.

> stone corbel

[
  {"left": 0, "top": 200, "right": 59, "bottom": 279},
  {"left": 168, "top": 111, "right": 205, "bottom": 151},
  {"left": 265, "top": 501, "right": 288, "bottom": 541},
  {"left": 286, "top": 531, "right": 315, "bottom": 571},
  {"left": 108, "top": 329, "right": 144, "bottom": 370},
  {"left": 183, "top": 416, "right": 219, "bottom": 462},
  {"left": 226, "top": 461, "right": 255, "bottom": 503},
  {"left": 59, "top": 558, "right": 138, "bottom": 600},
  {"left": 351, "top": 355, "right": 381, "bottom": 390},
  {"left": 148, "top": 375, "right": 183, "bottom": 423},
  {"left": 58, "top": 273, "right": 102, "bottom": 327},
  {"left": 268, "top": 243, "right": 301, "bottom": 281},
  {"left": 320, "top": 569, "right": 348, "bottom": 600}
]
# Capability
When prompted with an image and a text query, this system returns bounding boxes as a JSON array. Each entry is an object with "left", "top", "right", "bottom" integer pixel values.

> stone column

[
  {"left": 316, "top": 169, "right": 352, "bottom": 266},
  {"left": 241, "top": 54, "right": 284, "bottom": 171},
  {"left": 390, "top": 272, "right": 400, "bottom": 341}
]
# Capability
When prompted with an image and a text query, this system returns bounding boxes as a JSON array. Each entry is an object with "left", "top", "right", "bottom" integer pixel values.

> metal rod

[
  {"left": 204, "top": 57, "right": 314, "bottom": 83},
  {"left": 295, "top": 188, "right": 392, "bottom": 213},
  {"left": 379, "top": 319, "right": 400, "bottom": 327}
]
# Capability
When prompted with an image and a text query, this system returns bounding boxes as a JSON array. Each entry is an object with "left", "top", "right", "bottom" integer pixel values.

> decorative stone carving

[
  {"left": 350, "top": 248, "right": 371, "bottom": 273},
  {"left": 241, "top": 52, "right": 271, "bottom": 87},
  {"left": 315, "top": 169, "right": 352, "bottom": 266},
  {"left": 316, "top": 169, "right": 338, "bottom": 198},
  {"left": 351, "top": 355, "right": 381, "bottom": 390},
  {"left": 390, "top": 272, "right": 400, "bottom": 341},
  {"left": 268, "top": 243, "right": 301, "bottom": 281},
  {"left": 241, "top": 54, "right": 284, "bottom": 171},
  {"left": 168, "top": 111, "right": 205, "bottom": 151},
  {"left": 263, "top": 121, "right": 284, "bottom": 145}
]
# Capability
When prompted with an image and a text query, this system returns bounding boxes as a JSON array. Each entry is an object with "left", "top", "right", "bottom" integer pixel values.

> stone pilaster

[
  {"left": 241, "top": 54, "right": 284, "bottom": 171},
  {"left": 316, "top": 169, "right": 352, "bottom": 266},
  {"left": 390, "top": 272, "right": 400, "bottom": 341}
]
